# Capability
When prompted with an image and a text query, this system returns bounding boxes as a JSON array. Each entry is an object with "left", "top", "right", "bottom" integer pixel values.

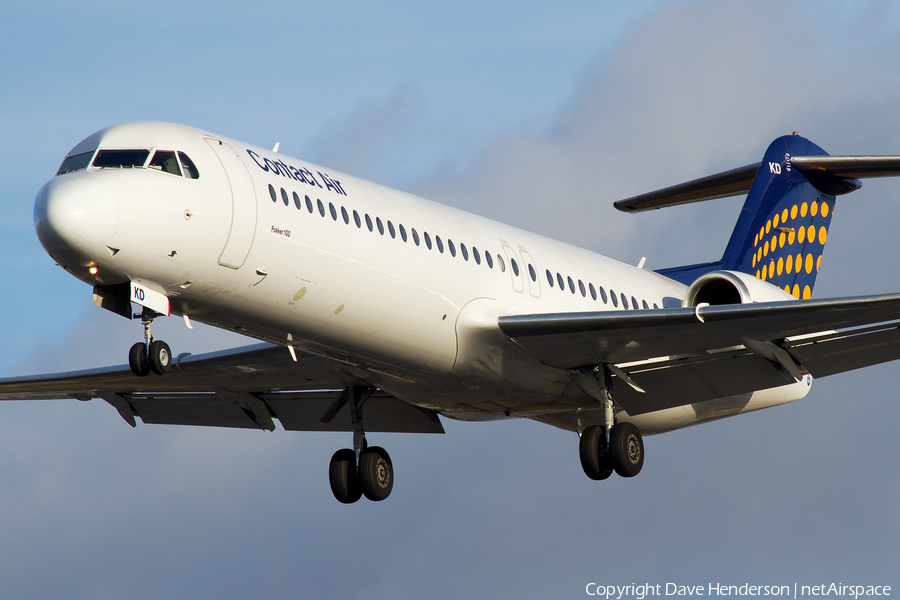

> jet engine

[{"left": 684, "top": 270, "right": 795, "bottom": 307}]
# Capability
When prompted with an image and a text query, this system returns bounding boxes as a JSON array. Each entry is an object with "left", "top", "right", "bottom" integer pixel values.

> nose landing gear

[{"left": 128, "top": 309, "right": 172, "bottom": 377}]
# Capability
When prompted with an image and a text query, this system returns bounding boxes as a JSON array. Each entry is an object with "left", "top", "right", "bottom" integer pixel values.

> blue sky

[{"left": 1, "top": 1, "right": 900, "bottom": 598}]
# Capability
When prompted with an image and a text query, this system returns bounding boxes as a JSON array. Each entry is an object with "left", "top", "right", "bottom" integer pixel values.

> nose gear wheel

[{"left": 127, "top": 309, "right": 172, "bottom": 377}]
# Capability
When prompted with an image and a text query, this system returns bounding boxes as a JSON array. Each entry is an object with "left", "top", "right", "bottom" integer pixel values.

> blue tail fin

[{"left": 656, "top": 134, "right": 836, "bottom": 299}]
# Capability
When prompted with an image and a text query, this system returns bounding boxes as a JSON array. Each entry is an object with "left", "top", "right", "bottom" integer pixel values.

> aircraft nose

[{"left": 34, "top": 175, "right": 117, "bottom": 257}]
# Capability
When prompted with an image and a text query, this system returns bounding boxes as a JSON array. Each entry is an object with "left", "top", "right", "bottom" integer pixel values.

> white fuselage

[{"left": 34, "top": 122, "right": 811, "bottom": 435}]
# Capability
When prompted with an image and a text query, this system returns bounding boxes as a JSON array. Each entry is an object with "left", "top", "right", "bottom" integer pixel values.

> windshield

[
  {"left": 56, "top": 150, "right": 95, "bottom": 175},
  {"left": 149, "top": 150, "right": 181, "bottom": 176},
  {"left": 92, "top": 149, "right": 150, "bottom": 169},
  {"left": 179, "top": 152, "right": 199, "bottom": 179}
]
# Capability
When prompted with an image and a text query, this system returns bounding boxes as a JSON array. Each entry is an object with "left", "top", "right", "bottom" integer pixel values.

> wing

[
  {"left": 499, "top": 294, "right": 900, "bottom": 415},
  {"left": 0, "top": 343, "right": 443, "bottom": 434}
]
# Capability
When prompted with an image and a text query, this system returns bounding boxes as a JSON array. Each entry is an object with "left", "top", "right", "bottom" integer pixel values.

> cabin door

[{"left": 205, "top": 138, "right": 258, "bottom": 269}]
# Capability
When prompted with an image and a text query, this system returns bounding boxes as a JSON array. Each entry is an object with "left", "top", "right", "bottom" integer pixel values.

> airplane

[{"left": 3, "top": 121, "right": 900, "bottom": 504}]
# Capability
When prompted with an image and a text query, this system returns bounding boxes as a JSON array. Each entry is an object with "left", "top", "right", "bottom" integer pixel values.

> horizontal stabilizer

[
  {"left": 790, "top": 155, "right": 900, "bottom": 179},
  {"left": 615, "top": 154, "right": 900, "bottom": 213},
  {"left": 614, "top": 163, "right": 759, "bottom": 213}
]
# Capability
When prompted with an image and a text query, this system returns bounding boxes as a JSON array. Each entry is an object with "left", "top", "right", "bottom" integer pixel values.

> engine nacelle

[{"left": 684, "top": 270, "right": 796, "bottom": 307}]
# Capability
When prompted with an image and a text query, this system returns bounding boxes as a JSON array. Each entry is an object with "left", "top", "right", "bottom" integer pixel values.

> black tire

[
  {"left": 149, "top": 340, "right": 172, "bottom": 375},
  {"left": 128, "top": 342, "right": 150, "bottom": 377},
  {"left": 610, "top": 422, "right": 644, "bottom": 478},
  {"left": 579, "top": 425, "right": 612, "bottom": 480},
  {"left": 329, "top": 449, "right": 362, "bottom": 504},
  {"left": 359, "top": 446, "right": 393, "bottom": 501}
]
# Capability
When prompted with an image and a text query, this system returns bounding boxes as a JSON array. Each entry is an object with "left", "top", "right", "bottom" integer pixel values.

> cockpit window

[
  {"left": 149, "top": 150, "right": 182, "bottom": 176},
  {"left": 56, "top": 151, "right": 95, "bottom": 175},
  {"left": 179, "top": 152, "right": 199, "bottom": 179},
  {"left": 92, "top": 149, "right": 150, "bottom": 169}
]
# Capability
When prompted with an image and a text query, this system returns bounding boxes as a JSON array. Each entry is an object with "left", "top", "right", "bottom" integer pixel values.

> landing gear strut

[
  {"left": 328, "top": 386, "right": 394, "bottom": 504},
  {"left": 578, "top": 366, "right": 644, "bottom": 480},
  {"left": 128, "top": 309, "right": 171, "bottom": 377}
]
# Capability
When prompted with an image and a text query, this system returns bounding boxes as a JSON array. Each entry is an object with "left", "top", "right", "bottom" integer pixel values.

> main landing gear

[
  {"left": 580, "top": 422, "right": 644, "bottom": 479},
  {"left": 578, "top": 366, "right": 645, "bottom": 480},
  {"left": 328, "top": 386, "right": 394, "bottom": 504},
  {"left": 128, "top": 309, "right": 171, "bottom": 377}
]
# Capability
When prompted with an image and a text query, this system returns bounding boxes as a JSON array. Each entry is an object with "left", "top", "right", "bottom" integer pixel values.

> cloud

[{"left": 413, "top": 0, "right": 900, "bottom": 271}]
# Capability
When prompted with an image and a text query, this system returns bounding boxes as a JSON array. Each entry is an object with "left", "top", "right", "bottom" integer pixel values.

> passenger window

[
  {"left": 178, "top": 153, "right": 199, "bottom": 179},
  {"left": 621, "top": 293, "right": 628, "bottom": 309},
  {"left": 399, "top": 224, "right": 408, "bottom": 242},
  {"left": 341, "top": 206, "right": 349, "bottom": 224},
  {"left": 57, "top": 150, "right": 94, "bottom": 175},
  {"left": 473, "top": 247, "right": 481, "bottom": 264},
  {"left": 461, "top": 243, "right": 469, "bottom": 261},
  {"left": 567, "top": 276, "right": 575, "bottom": 294},
  {"left": 353, "top": 210, "right": 361, "bottom": 228},
  {"left": 305, "top": 195, "right": 313, "bottom": 213},
  {"left": 293, "top": 191, "right": 302, "bottom": 209},
  {"left": 317, "top": 199, "right": 325, "bottom": 217},
  {"left": 610, "top": 290, "right": 618, "bottom": 307},
  {"left": 546, "top": 270, "right": 554, "bottom": 286},
  {"left": 642, "top": 300, "right": 649, "bottom": 310},
  {"left": 486, "top": 252, "right": 493, "bottom": 268},
  {"left": 329, "top": 202, "right": 337, "bottom": 220},
  {"left": 365, "top": 214, "right": 373, "bottom": 232},
  {"left": 268, "top": 184, "right": 277, "bottom": 202},
  {"left": 149, "top": 150, "right": 181, "bottom": 176},
  {"left": 448, "top": 239, "right": 456, "bottom": 257},
  {"left": 631, "top": 297, "right": 638, "bottom": 310},
  {"left": 557, "top": 273, "right": 564, "bottom": 289},
  {"left": 589, "top": 283, "right": 597, "bottom": 301},
  {"left": 376, "top": 217, "right": 385, "bottom": 235},
  {"left": 388, "top": 221, "right": 396, "bottom": 238},
  {"left": 579, "top": 280, "right": 586, "bottom": 297},
  {"left": 511, "top": 258, "right": 519, "bottom": 276},
  {"left": 93, "top": 149, "right": 150, "bottom": 169},
  {"left": 412, "top": 228, "right": 420, "bottom": 246},
  {"left": 497, "top": 254, "right": 505, "bottom": 272},
  {"left": 436, "top": 236, "right": 444, "bottom": 253},
  {"left": 599, "top": 286, "right": 608, "bottom": 304},
  {"left": 528, "top": 264, "right": 536, "bottom": 281},
  {"left": 424, "top": 232, "right": 432, "bottom": 249},
  {"left": 281, "top": 188, "right": 290, "bottom": 206}
]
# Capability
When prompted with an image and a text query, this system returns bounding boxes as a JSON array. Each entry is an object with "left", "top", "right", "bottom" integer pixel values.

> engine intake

[{"left": 684, "top": 270, "right": 795, "bottom": 307}]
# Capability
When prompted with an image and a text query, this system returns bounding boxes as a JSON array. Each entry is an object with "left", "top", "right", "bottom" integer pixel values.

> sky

[{"left": 1, "top": 1, "right": 900, "bottom": 598}]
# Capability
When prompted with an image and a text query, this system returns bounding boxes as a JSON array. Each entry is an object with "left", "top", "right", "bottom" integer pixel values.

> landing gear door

[{"left": 205, "top": 138, "right": 258, "bottom": 269}]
